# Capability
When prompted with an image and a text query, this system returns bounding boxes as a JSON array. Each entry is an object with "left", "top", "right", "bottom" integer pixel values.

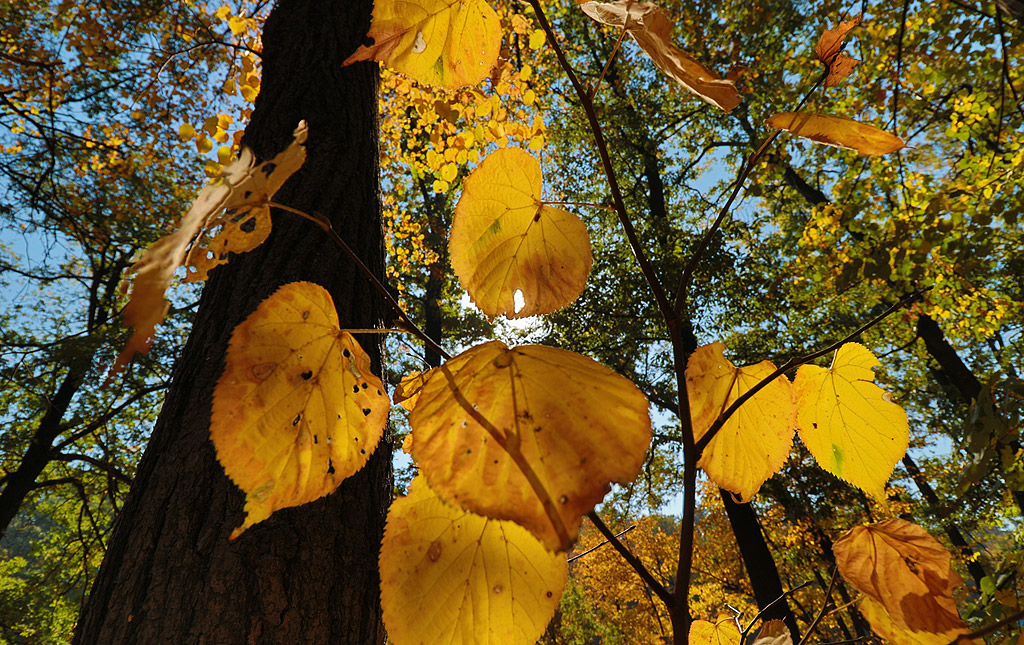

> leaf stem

[
  {"left": 270, "top": 201, "right": 451, "bottom": 361},
  {"left": 588, "top": 26, "right": 628, "bottom": 100},
  {"left": 799, "top": 566, "right": 839, "bottom": 645},
  {"left": 567, "top": 523, "right": 636, "bottom": 562},
  {"left": 742, "top": 580, "right": 811, "bottom": 636}
]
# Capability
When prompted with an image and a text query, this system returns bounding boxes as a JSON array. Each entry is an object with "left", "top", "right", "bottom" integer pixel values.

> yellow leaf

[
  {"left": 182, "top": 205, "right": 272, "bottom": 282},
  {"left": 793, "top": 343, "right": 908, "bottom": 499},
  {"left": 859, "top": 597, "right": 974, "bottom": 645},
  {"left": 833, "top": 519, "right": 967, "bottom": 635},
  {"left": 689, "top": 612, "right": 741, "bottom": 644},
  {"left": 409, "top": 340, "right": 651, "bottom": 551},
  {"left": 394, "top": 369, "right": 434, "bottom": 411},
  {"left": 688, "top": 342, "right": 795, "bottom": 502},
  {"left": 178, "top": 123, "right": 195, "bottom": 140},
  {"left": 449, "top": 147, "right": 592, "bottom": 318},
  {"left": 110, "top": 122, "right": 307, "bottom": 383},
  {"left": 211, "top": 282, "right": 389, "bottom": 539},
  {"left": 766, "top": 113, "right": 905, "bottom": 156},
  {"left": 380, "top": 476, "right": 567, "bottom": 645},
  {"left": 228, "top": 15, "right": 247, "bottom": 35},
  {"left": 750, "top": 619, "right": 793, "bottom": 645},
  {"left": 528, "top": 29, "right": 546, "bottom": 50},
  {"left": 343, "top": 0, "right": 501, "bottom": 90},
  {"left": 577, "top": 0, "right": 740, "bottom": 112}
]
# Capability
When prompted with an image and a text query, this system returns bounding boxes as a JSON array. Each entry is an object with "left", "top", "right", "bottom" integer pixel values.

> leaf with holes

[
  {"left": 450, "top": 148, "right": 592, "bottom": 319},
  {"left": 577, "top": 0, "right": 740, "bottom": 112},
  {"left": 834, "top": 519, "right": 968, "bottom": 637},
  {"left": 689, "top": 612, "right": 741, "bottom": 645},
  {"left": 794, "top": 343, "right": 908, "bottom": 499},
  {"left": 111, "top": 122, "right": 308, "bottom": 382},
  {"left": 767, "top": 113, "right": 905, "bottom": 156},
  {"left": 183, "top": 206, "right": 272, "bottom": 282},
  {"left": 211, "top": 281, "right": 389, "bottom": 539},
  {"left": 688, "top": 342, "right": 796, "bottom": 502},
  {"left": 409, "top": 340, "right": 651, "bottom": 551},
  {"left": 380, "top": 476, "right": 567, "bottom": 645},
  {"left": 343, "top": 0, "right": 500, "bottom": 89}
]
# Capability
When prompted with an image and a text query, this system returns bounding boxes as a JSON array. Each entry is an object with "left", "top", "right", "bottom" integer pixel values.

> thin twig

[
  {"left": 674, "top": 71, "right": 826, "bottom": 316},
  {"left": 270, "top": 201, "right": 451, "bottom": 361},
  {"left": 589, "top": 26, "right": 628, "bottom": 100},
  {"left": 587, "top": 512, "right": 673, "bottom": 606},
  {"left": 742, "top": 581, "right": 811, "bottom": 635},
  {"left": 695, "top": 288, "right": 927, "bottom": 455},
  {"left": 799, "top": 566, "right": 840, "bottom": 645},
  {"left": 949, "top": 607, "right": 1024, "bottom": 644},
  {"left": 567, "top": 524, "right": 637, "bottom": 563}
]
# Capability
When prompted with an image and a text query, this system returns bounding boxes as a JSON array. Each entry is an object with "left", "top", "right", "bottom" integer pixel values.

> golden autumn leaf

[
  {"left": 393, "top": 369, "right": 434, "bottom": 411},
  {"left": 449, "top": 147, "right": 592, "bottom": 319},
  {"left": 211, "top": 281, "right": 389, "bottom": 539},
  {"left": 342, "top": 0, "right": 500, "bottom": 90},
  {"left": 379, "top": 476, "right": 567, "bottom": 645},
  {"left": 793, "top": 343, "right": 908, "bottom": 499},
  {"left": 687, "top": 342, "right": 796, "bottom": 502},
  {"left": 110, "top": 122, "right": 308, "bottom": 382},
  {"left": 833, "top": 519, "right": 968, "bottom": 636},
  {"left": 750, "top": 619, "right": 793, "bottom": 645},
  {"left": 859, "top": 597, "right": 973, "bottom": 645},
  {"left": 183, "top": 205, "right": 271, "bottom": 282},
  {"left": 766, "top": 113, "right": 905, "bottom": 156},
  {"left": 815, "top": 15, "right": 861, "bottom": 87},
  {"left": 577, "top": 0, "right": 740, "bottom": 112},
  {"left": 409, "top": 340, "right": 652, "bottom": 551},
  {"left": 689, "top": 612, "right": 741, "bottom": 645}
]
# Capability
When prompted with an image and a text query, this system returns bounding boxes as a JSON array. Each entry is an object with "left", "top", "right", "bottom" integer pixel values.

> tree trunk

[
  {"left": 75, "top": 1, "right": 391, "bottom": 643},
  {"left": 719, "top": 491, "right": 802, "bottom": 642}
]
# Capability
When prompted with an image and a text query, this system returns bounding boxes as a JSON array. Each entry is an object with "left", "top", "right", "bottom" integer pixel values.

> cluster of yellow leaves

[
  {"left": 688, "top": 342, "right": 908, "bottom": 501},
  {"left": 111, "top": 122, "right": 307, "bottom": 380},
  {"left": 834, "top": 518, "right": 974, "bottom": 644},
  {"left": 569, "top": 516, "right": 677, "bottom": 643}
]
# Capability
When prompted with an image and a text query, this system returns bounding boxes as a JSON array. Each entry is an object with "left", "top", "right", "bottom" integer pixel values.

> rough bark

[{"left": 75, "top": 1, "right": 390, "bottom": 643}]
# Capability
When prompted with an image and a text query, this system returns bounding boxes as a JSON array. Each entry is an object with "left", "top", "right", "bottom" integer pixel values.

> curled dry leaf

[
  {"left": 750, "top": 619, "right": 793, "bottom": 645},
  {"left": 379, "top": 476, "right": 567, "bottom": 645},
  {"left": 343, "top": 0, "right": 500, "bottom": 89},
  {"left": 110, "top": 122, "right": 308, "bottom": 383},
  {"left": 393, "top": 369, "right": 434, "bottom": 411},
  {"left": 793, "top": 343, "right": 908, "bottom": 500},
  {"left": 577, "top": 0, "right": 741, "bottom": 112},
  {"left": 450, "top": 147, "right": 592, "bottom": 319},
  {"left": 833, "top": 518, "right": 968, "bottom": 637},
  {"left": 211, "top": 282, "right": 389, "bottom": 539},
  {"left": 409, "top": 340, "right": 651, "bottom": 551},
  {"left": 815, "top": 14, "right": 861, "bottom": 86},
  {"left": 767, "top": 112, "right": 905, "bottom": 156},
  {"left": 687, "top": 342, "right": 796, "bottom": 502}
]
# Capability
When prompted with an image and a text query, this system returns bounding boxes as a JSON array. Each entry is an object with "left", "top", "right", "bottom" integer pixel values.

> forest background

[{"left": 0, "top": 0, "right": 1022, "bottom": 642}]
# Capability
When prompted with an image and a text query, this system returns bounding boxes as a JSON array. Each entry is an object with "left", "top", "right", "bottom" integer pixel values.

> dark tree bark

[
  {"left": 719, "top": 491, "right": 802, "bottom": 642},
  {"left": 75, "top": 1, "right": 391, "bottom": 643}
]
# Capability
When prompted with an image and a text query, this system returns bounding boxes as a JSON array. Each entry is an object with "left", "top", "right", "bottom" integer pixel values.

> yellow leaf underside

[
  {"left": 379, "top": 477, "right": 567, "bottom": 645},
  {"left": 211, "top": 282, "right": 389, "bottom": 539},
  {"left": 409, "top": 340, "right": 651, "bottom": 551},
  {"left": 688, "top": 342, "right": 795, "bottom": 502},
  {"left": 345, "top": 0, "right": 500, "bottom": 89},
  {"left": 450, "top": 148, "right": 592, "bottom": 319},
  {"left": 794, "top": 343, "right": 908, "bottom": 499}
]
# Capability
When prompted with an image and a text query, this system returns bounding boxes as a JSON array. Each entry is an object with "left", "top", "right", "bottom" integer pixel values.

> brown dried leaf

[
  {"left": 833, "top": 518, "right": 967, "bottom": 635},
  {"left": 109, "top": 122, "right": 308, "bottom": 382},
  {"left": 825, "top": 52, "right": 859, "bottom": 87},
  {"left": 815, "top": 15, "right": 861, "bottom": 66},
  {"left": 767, "top": 112, "right": 905, "bottom": 156},
  {"left": 577, "top": 0, "right": 740, "bottom": 112}
]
